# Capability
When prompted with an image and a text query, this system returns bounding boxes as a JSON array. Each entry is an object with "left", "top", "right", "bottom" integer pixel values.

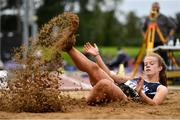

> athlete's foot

[
  {"left": 52, "top": 12, "right": 79, "bottom": 52},
  {"left": 52, "top": 26, "right": 76, "bottom": 52}
]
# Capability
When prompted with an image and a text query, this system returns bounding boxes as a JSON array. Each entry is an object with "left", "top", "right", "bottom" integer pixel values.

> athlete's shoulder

[{"left": 157, "top": 85, "right": 168, "bottom": 93}]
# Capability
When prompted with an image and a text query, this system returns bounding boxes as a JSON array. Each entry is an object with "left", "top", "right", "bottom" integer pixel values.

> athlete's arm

[
  {"left": 83, "top": 42, "right": 132, "bottom": 83},
  {"left": 137, "top": 83, "right": 168, "bottom": 105}
]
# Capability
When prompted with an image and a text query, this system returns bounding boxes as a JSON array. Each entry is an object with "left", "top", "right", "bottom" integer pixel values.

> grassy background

[{"left": 61, "top": 46, "right": 180, "bottom": 65}]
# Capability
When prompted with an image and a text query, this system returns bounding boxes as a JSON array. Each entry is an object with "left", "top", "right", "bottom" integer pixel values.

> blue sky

[{"left": 119, "top": 0, "right": 180, "bottom": 17}]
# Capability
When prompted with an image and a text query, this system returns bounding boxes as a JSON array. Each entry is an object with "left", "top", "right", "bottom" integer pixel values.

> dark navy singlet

[
  {"left": 119, "top": 78, "right": 161, "bottom": 99},
  {"left": 143, "top": 81, "right": 161, "bottom": 99}
]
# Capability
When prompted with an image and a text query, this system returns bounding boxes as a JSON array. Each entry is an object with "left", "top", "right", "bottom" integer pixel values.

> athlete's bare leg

[
  {"left": 86, "top": 79, "right": 127, "bottom": 105},
  {"left": 67, "top": 47, "right": 127, "bottom": 104},
  {"left": 67, "top": 47, "right": 114, "bottom": 86}
]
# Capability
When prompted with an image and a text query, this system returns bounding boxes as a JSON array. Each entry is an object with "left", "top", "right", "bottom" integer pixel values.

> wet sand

[{"left": 0, "top": 89, "right": 179, "bottom": 119}]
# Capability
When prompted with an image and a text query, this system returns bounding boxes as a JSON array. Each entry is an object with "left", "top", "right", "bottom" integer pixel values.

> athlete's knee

[
  {"left": 90, "top": 62, "right": 100, "bottom": 71},
  {"left": 96, "top": 79, "right": 112, "bottom": 91},
  {"left": 86, "top": 96, "right": 96, "bottom": 106}
]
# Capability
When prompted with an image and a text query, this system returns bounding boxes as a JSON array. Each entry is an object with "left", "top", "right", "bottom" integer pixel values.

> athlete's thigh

[{"left": 88, "top": 67, "right": 114, "bottom": 86}]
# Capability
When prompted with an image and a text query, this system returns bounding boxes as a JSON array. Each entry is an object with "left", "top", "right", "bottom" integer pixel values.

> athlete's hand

[
  {"left": 83, "top": 42, "right": 99, "bottom": 57},
  {"left": 135, "top": 77, "right": 144, "bottom": 94}
]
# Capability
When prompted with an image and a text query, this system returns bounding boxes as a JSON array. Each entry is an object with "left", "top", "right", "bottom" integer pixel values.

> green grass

[
  {"left": 61, "top": 46, "right": 140, "bottom": 65},
  {"left": 43, "top": 46, "right": 180, "bottom": 65}
]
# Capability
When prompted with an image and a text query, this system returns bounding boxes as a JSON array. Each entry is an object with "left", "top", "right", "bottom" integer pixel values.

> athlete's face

[{"left": 144, "top": 56, "right": 162, "bottom": 76}]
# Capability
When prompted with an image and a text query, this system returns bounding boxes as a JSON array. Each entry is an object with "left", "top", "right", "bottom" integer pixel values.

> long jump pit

[
  {"left": 57, "top": 71, "right": 180, "bottom": 120},
  {"left": 0, "top": 70, "right": 180, "bottom": 119},
  {"left": 0, "top": 12, "right": 179, "bottom": 119}
]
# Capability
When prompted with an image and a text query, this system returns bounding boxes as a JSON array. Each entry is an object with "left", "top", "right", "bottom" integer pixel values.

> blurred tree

[
  {"left": 1, "top": 0, "right": 179, "bottom": 47},
  {"left": 35, "top": 0, "right": 149, "bottom": 46},
  {"left": 123, "top": 11, "right": 141, "bottom": 46},
  {"left": 36, "top": 0, "right": 65, "bottom": 27},
  {"left": 175, "top": 13, "right": 180, "bottom": 39},
  {"left": 103, "top": 10, "right": 125, "bottom": 46},
  {"left": 77, "top": 0, "right": 124, "bottom": 46},
  {"left": 0, "top": 0, "right": 23, "bottom": 62},
  {"left": 0, "top": 0, "right": 22, "bottom": 32},
  {"left": 0, "top": 0, "right": 22, "bottom": 10},
  {"left": 77, "top": 0, "right": 105, "bottom": 45},
  {"left": 36, "top": 0, "right": 127, "bottom": 46}
]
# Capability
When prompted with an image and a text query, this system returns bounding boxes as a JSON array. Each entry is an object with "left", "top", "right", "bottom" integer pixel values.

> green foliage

[
  {"left": 175, "top": 13, "right": 180, "bottom": 39},
  {"left": 123, "top": 11, "right": 142, "bottom": 46},
  {"left": 36, "top": 0, "right": 65, "bottom": 27},
  {"left": 34, "top": 0, "right": 180, "bottom": 46},
  {"left": 76, "top": 0, "right": 126, "bottom": 46},
  {"left": 36, "top": 0, "right": 142, "bottom": 46}
]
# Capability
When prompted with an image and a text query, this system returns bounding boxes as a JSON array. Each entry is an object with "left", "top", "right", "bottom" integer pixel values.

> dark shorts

[{"left": 116, "top": 83, "right": 138, "bottom": 98}]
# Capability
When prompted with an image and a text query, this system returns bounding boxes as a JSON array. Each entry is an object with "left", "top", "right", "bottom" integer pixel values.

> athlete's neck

[{"left": 146, "top": 74, "right": 160, "bottom": 83}]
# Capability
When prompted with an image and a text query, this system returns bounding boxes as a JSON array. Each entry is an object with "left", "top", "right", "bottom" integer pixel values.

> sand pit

[
  {"left": 0, "top": 12, "right": 179, "bottom": 119},
  {"left": 0, "top": 89, "right": 180, "bottom": 119}
]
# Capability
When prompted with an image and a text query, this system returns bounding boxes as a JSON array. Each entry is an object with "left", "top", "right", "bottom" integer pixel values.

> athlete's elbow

[
  {"left": 151, "top": 101, "right": 162, "bottom": 106},
  {"left": 152, "top": 102, "right": 158, "bottom": 106},
  {"left": 146, "top": 100, "right": 160, "bottom": 106}
]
